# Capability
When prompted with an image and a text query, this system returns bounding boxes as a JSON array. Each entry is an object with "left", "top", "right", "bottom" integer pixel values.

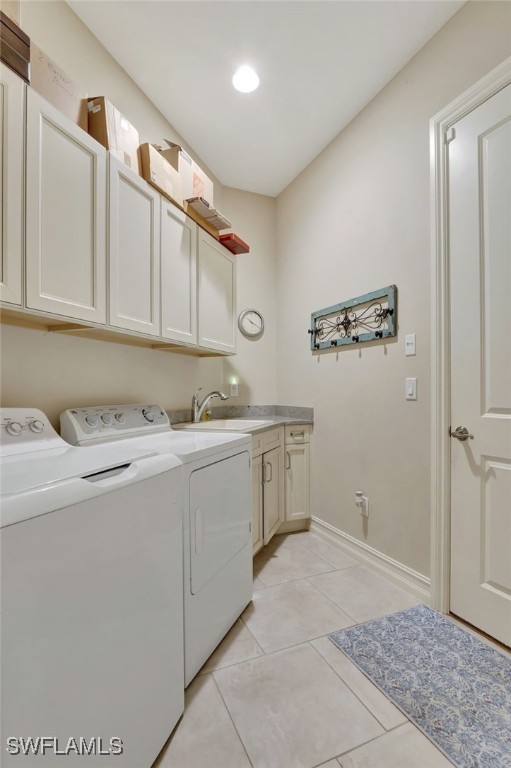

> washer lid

[{"left": 1, "top": 442, "right": 165, "bottom": 496}]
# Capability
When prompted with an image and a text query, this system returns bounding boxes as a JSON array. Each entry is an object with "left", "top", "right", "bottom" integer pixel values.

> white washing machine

[
  {"left": 61, "top": 404, "right": 253, "bottom": 686},
  {"left": 0, "top": 409, "right": 184, "bottom": 767}
]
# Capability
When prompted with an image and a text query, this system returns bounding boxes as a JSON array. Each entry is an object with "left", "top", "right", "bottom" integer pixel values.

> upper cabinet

[
  {"left": 2, "top": 84, "right": 238, "bottom": 355},
  {"left": 197, "top": 230, "right": 237, "bottom": 355},
  {"left": 0, "top": 65, "right": 24, "bottom": 305},
  {"left": 161, "top": 200, "right": 197, "bottom": 346},
  {"left": 25, "top": 89, "right": 107, "bottom": 323},
  {"left": 109, "top": 156, "right": 160, "bottom": 336}
]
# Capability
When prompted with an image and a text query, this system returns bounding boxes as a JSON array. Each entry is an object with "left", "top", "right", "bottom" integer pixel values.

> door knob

[{"left": 449, "top": 426, "right": 474, "bottom": 441}]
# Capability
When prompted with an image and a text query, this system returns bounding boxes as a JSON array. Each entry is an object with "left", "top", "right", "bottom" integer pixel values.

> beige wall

[
  {"left": 276, "top": 1, "right": 511, "bottom": 578},
  {"left": 0, "top": 1, "right": 278, "bottom": 427},
  {"left": 220, "top": 188, "right": 278, "bottom": 405},
  {"left": 3, "top": 1, "right": 510, "bottom": 577}
]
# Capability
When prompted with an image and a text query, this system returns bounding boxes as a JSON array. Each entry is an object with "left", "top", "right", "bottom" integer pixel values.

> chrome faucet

[{"left": 192, "top": 387, "right": 229, "bottom": 423}]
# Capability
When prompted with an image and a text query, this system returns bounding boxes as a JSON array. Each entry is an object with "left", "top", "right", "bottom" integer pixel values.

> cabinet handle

[
  {"left": 265, "top": 461, "right": 272, "bottom": 483},
  {"left": 286, "top": 451, "right": 291, "bottom": 470},
  {"left": 290, "top": 431, "right": 305, "bottom": 438}
]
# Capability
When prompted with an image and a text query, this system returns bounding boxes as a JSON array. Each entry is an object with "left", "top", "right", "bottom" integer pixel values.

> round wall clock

[{"left": 238, "top": 308, "right": 264, "bottom": 337}]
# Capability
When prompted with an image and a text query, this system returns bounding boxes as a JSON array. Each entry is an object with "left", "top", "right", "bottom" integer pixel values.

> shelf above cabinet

[{"left": 0, "top": 306, "right": 232, "bottom": 356}]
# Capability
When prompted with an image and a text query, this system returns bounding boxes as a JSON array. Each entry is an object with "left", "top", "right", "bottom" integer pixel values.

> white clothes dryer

[
  {"left": 61, "top": 404, "right": 253, "bottom": 686},
  {"left": 0, "top": 409, "right": 184, "bottom": 768}
]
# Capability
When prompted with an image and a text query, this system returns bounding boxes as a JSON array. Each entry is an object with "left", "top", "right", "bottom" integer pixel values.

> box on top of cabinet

[
  {"left": 139, "top": 143, "right": 183, "bottom": 208},
  {"left": 160, "top": 141, "right": 214, "bottom": 205},
  {"left": 87, "top": 96, "right": 140, "bottom": 174},
  {"left": 30, "top": 43, "right": 88, "bottom": 130},
  {"left": 0, "top": 10, "right": 29, "bottom": 82}
]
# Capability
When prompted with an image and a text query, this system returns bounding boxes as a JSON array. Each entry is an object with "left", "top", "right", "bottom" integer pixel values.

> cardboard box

[
  {"left": 87, "top": 96, "right": 140, "bottom": 173},
  {"left": 139, "top": 143, "right": 183, "bottom": 208},
  {"left": 30, "top": 43, "right": 87, "bottom": 130},
  {"left": 0, "top": 10, "right": 29, "bottom": 82},
  {"left": 219, "top": 233, "right": 250, "bottom": 255},
  {"left": 186, "top": 197, "right": 231, "bottom": 231},
  {"left": 0, "top": 0, "right": 20, "bottom": 25},
  {"left": 160, "top": 141, "right": 214, "bottom": 205}
]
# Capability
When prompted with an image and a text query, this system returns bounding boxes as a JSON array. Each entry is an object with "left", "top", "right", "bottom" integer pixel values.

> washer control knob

[
  {"left": 114, "top": 412, "right": 125, "bottom": 424},
  {"left": 101, "top": 413, "right": 113, "bottom": 425},
  {"left": 6, "top": 421, "right": 22, "bottom": 436},
  {"left": 85, "top": 415, "right": 98, "bottom": 428},
  {"left": 29, "top": 419, "right": 45, "bottom": 433},
  {"left": 142, "top": 409, "right": 155, "bottom": 423}
]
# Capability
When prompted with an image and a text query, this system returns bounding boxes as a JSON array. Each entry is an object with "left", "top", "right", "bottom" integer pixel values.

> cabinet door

[
  {"left": 161, "top": 201, "right": 197, "bottom": 345},
  {"left": 0, "top": 65, "right": 24, "bottom": 305},
  {"left": 109, "top": 156, "right": 160, "bottom": 335},
  {"left": 263, "top": 446, "right": 284, "bottom": 544},
  {"left": 252, "top": 454, "right": 264, "bottom": 555},
  {"left": 25, "top": 89, "right": 106, "bottom": 323},
  {"left": 285, "top": 443, "right": 311, "bottom": 521},
  {"left": 197, "top": 230, "right": 237, "bottom": 354}
]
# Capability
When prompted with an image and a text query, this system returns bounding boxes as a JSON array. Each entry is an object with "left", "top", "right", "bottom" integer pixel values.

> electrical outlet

[
  {"left": 230, "top": 383, "right": 239, "bottom": 397},
  {"left": 405, "top": 333, "right": 416, "bottom": 356}
]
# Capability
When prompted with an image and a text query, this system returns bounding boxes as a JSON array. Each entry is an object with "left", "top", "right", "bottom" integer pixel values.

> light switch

[
  {"left": 405, "top": 378, "right": 417, "bottom": 400},
  {"left": 405, "top": 334, "right": 416, "bottom": 356}
]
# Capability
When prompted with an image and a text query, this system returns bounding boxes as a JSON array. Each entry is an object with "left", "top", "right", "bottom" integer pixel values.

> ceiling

[{"left": 68, "top": 0, "right": 464, "bottom": 197}]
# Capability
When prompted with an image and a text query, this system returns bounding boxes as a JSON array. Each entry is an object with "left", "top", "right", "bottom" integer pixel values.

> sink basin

[{"left": 173, "top": 419, "right": 273, "bottom": 431}]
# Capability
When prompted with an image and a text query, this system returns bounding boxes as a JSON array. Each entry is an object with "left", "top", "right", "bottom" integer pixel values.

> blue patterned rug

[{"left": 329, "top": 604, "right": 511, "bottom": 768}]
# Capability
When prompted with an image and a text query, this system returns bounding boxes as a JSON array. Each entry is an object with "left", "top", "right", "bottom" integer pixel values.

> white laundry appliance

[
  {"left": 60, "top": 404, "right": 253, "bottom": 686},
  {"left": 0, "top": 409, "right": 184, "bottom": 768}
]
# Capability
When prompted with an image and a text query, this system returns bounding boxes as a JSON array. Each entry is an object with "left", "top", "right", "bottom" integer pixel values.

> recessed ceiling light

[{"left": 232, "top": 65, "right": 260, "bottom": 94}]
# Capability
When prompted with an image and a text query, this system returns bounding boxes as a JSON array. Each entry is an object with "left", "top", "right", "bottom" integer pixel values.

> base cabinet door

[
  {"left": 197, "top": 230, "right": 237, "bottom": 354},
  {"left": 109, "top": 157, "right": 160, "bottom": 335},
  {"left": 285, "top": 443, "right": 310, "bottom": 521},
  {"left": 25, "top": 90, "right": 106, "bottom": 323},
  {"left": 161, "top": 202, "right": 197, "bottom": 345},
  {"left": 0, "top": 65, "right": 24, "bottom": 305},
  {"left": 263, "top": 446, "right": 284, "bottom": 544},
  {"left": 252, "top": 455, "right": 264, "bottom": 555}
]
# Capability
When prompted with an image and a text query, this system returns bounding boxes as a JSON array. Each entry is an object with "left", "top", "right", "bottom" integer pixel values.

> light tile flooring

[{"left": 155, "top": 531, "right": 454, "bottom": 768}]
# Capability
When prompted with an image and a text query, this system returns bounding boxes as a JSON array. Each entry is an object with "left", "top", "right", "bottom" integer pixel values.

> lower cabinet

[
  {"left": 285, "top": 426, "right": 311, "bottom": 522},
  {"left": 252, "top": 427, "right": 285, "bottom": 555}
]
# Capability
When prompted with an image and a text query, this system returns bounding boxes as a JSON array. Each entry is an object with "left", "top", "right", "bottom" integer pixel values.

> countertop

[{"left": 168, "top": 405, "right": 313, "bottom": 434}]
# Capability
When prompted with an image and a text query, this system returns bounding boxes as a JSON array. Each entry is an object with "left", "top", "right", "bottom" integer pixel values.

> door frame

[{"left": 429, "top": 56, "right": 511, "bottom": 613}]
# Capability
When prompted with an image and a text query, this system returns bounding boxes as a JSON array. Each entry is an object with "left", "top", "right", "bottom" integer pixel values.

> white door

[
  {"left": 189, "top": 452, "right": 251, "bottom": 595},
  {"left": 197, "top": 230, "right": 237, "bottom": 354},
  {"left": 109, "top": 156, "right": 160, "bottom": 336},
  {"left": 285, "top": 443, "right": 311, "bottom": 522},
  {"left": 0, "top": 65, "right": 24, "bottom": 305},
  {"left": 161, "top": 201, "right": 197, "bottom": 345},
  {"left": 25, "top": 90, "right": 106, "bottom": 323},
  {"left": 449, "top": 83, "right": 511, "bottom": 646},
  {"left": 252, "top": 454, "right": 264, "bottom": 554},
  {"left": 263, "top": 446, "right": 283, "bottom": 544}
]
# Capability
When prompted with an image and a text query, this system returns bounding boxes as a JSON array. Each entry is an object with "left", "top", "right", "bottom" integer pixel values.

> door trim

[{"left": 429, "top": 56, "right": 511, "bottom": 614}]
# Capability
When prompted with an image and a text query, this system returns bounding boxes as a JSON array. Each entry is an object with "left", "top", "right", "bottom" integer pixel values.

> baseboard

[
  {"left": 277, "top": 518, "right": 311, "bottom": 534},
  {"left": 311, "top": 517, "right": 431, "bottom": 603}
]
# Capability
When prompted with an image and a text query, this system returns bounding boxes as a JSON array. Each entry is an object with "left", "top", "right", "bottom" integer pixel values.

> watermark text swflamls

[{"left": 6, "top": 737, "right": 123, "bottom": 756}]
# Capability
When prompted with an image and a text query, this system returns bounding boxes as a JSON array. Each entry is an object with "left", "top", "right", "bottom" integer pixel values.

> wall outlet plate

[
  {"left": 405, "top": 333, "right": 416, "bottom": 356},
  {"left": 230, "top": 383, "right": 239, "bottom": 397},
  {"left": 405, "top": 377, "right": 417, "bottom": 400}
]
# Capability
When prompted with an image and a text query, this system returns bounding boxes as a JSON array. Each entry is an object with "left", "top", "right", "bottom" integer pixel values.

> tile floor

[{"left": 155, "top": 531, "right": 454, "bottom": 768}]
